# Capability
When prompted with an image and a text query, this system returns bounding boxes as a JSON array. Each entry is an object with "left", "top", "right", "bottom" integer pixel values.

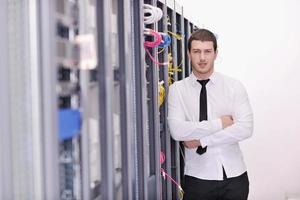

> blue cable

[{"left": 158, "top": 33, "right": 171, "bottom": 48}]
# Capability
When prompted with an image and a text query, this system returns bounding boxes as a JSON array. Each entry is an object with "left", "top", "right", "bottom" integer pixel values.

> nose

[{"left": 199, "top": 52, "right": 205, "bottom": 61}]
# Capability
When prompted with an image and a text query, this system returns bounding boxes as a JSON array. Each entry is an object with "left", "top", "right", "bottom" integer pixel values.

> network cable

[
  {"left": 144, "top": 28, "right": 168, "bottom": 66},
  {"left": 143, "top": 4, "right": 163, "bottom": 24},
  {"left": 160, "top": 151, "right": 184, "bottom": 199}
]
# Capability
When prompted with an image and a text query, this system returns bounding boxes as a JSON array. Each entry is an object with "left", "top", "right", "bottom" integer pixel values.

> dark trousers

[{"left": 183, "top": 171, "right": 249, "bottom": 200}]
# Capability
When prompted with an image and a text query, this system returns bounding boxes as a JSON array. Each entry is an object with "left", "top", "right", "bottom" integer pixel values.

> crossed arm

[
  {"left": 167, "top": 82, "right": 253, "bottom": 149},
  {"left": 183, "top": 116, "right": 234, "bottom": 148}
]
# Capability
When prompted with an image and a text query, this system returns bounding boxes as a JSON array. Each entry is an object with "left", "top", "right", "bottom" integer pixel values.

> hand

[
  {"left": 221, "top": 115, "right": 234, "bottom": 129},
  {"left": 183, "top": 140, "right": 201, "bottom": 149}
]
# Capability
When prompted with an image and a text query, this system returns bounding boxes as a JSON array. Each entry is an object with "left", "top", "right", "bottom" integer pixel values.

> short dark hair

[{"left": 188, "top": 29, "right": 217, "bottom": 52}]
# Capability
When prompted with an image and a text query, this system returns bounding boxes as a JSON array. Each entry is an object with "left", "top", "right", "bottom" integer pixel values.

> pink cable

[
  {"left": 161, "top": 168, "right": 182, "bottom": 189},
  {"left": 144, "top": 29, "right": 162, "bottom": 48},
  {"left": 160, "top": 151, "right": 165, "bottom": 164},
  {"left": 160, "top": 151, "right": 183, "bottom": 191},
  {"left": 144, "top": 47, "right": 168, "bottom": 66}
]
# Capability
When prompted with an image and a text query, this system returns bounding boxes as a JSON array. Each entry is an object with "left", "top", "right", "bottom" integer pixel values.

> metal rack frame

[
  {"left": 39, "top": 0, "right": 61, "bottom": 198},
  {"left": 0, "top": 1, "right": 13, "bottom": 198}
]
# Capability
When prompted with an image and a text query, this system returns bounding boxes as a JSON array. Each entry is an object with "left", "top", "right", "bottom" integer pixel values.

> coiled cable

[{"left": 143, "top": 4, "right": 163, "bottom": 24}]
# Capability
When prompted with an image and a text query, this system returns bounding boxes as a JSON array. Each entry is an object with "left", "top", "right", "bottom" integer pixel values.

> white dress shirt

[{"left": 168, "top": 71, "right": 253, "bottom": 180}]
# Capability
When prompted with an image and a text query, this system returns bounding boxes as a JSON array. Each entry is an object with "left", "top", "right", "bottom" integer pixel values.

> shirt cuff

[{"left": 200, "top": 136, "right": 209, "bottom": 147}]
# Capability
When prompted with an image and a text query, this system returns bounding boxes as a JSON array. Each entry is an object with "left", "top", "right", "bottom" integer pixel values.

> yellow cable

[
  {"left": 179, "top": 188, "right": 184, "bottom": 199},
  {"left": 157, "top": 47, "right": 165, "bottom": 54},
  {"left": 168, "top": 53, "right": 183, "bottom": 85},
  {"left": 167, "top": 31, "right": 182, "bottom": 40},
  {"left": 177, "top": 57, "right": 183, "bottom": 67},
  {"left": 158, "top": 82, "right": 165, "bottom": 107}
]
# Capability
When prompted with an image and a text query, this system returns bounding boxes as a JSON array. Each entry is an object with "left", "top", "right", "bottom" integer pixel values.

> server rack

[
  {"left": 156, "top": 1, "right": 173, "bottom": 199},
  {"left": 0, "top": 0, "right": 198, "bottom": 199},
  {"left": 169, "top": 2, "right": 182, "bottom": 199},
  {"left": 116, "top": 1, "right": 135, "bottom": 199},
  {"left": 0, "top": 0, "right": 53, "bottom": 199},
  {"left": 143, "top": 0, "right": 197, "bottom": 199},
  {"left": 96, "top": 0, "right": 116, "bottom": 199},
  {"left": 143, "top": 0, "right": 163, "bottom": 199},
  {"left": 131, "top": 1, "right": 150, "bottom": 199},
  {"left": 40, "top": 0, "right": 61, "bottom": 198}
]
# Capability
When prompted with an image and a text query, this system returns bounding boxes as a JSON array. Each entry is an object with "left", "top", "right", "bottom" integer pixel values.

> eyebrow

[{"left": 192, "top": 48, "right": 214, "bottom": 51}]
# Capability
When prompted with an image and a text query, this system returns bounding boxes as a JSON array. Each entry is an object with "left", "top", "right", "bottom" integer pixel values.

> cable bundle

[
  {"left": 143, "top": 4, "right": 163, "bottom": 24},
  {"left": 168, "top": 53, "right": 182, "bottom": 85},
  {"left": 144, "top": 29, "right": 168, "bottom": 66},
  {"left": 144, "top": 28, "right": 162, "bottom": 48}
]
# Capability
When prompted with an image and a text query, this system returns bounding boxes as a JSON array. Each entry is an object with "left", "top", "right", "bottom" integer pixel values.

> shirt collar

[{"left": 189, "top": 71, "right": 219, "bottom": 86}]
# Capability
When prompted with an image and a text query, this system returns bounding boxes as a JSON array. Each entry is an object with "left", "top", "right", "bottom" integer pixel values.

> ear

[{"left": 214, "top": 49, "right": 218, "bottom": 60}]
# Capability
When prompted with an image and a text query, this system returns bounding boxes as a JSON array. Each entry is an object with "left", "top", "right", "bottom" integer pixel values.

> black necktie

[{"left": 196, "top": 79, "right": 210, "bottom": 155}]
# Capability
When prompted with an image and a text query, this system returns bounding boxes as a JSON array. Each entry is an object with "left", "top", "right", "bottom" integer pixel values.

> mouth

[{"left": 198, "top": 63, "right": 207, "bottom": 68}]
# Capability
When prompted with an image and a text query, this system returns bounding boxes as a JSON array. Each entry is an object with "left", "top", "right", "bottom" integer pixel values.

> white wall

[{"left": 180, "top": 0, "right": 300, "bottom": 199}]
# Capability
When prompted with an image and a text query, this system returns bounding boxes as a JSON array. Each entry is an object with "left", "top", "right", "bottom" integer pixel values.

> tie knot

[{"left": 197, "top": 79, "right": 210, "bottom": 87}]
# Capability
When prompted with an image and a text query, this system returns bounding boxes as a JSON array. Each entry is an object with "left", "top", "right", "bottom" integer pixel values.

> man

[{"left": 167, "top": 29, "right": 253, "bottom": 200}]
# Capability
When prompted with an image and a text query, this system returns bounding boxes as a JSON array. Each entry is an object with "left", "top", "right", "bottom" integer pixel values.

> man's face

[{"left": 188, "top": 40, "right": 217, "bottom": 79}]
